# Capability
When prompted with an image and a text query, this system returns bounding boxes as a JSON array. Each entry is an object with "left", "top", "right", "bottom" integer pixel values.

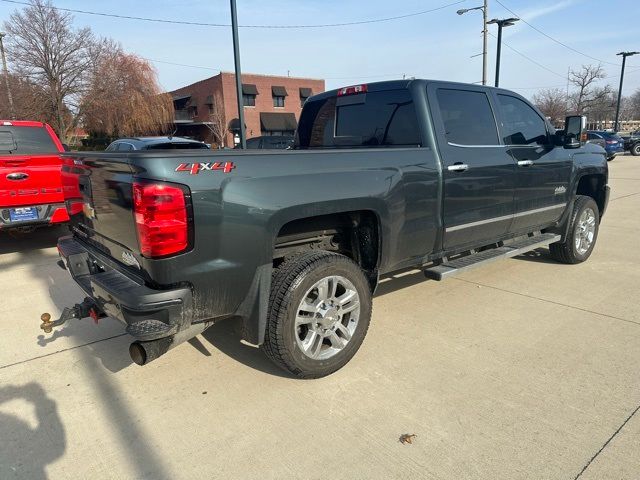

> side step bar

[{"left": 423, "top": 233, "right": 561, "bottom": 281}]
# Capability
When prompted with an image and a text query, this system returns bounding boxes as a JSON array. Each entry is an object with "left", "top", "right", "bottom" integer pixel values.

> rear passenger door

[
  {"left": 494, "top": 93, "right": 571, "bottom": 232},
  {"left": 428, "top": 85, "right": 516, "bottom": 250}
]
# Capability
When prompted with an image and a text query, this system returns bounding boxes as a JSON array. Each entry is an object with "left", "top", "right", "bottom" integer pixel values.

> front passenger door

[{"left": 494, "top": 94, "right": 571, "bottom": 233}]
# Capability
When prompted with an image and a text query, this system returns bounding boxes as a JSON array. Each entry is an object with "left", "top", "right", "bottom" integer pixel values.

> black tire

[
  {"left": 549, "top": 195, "right": 600, "bottom": 264},
  {"left": 262, "top": 251, "right": 372, "bottom": 378},
  {"left": 632, "top": 143, "right": 640, "bottom": 156}
]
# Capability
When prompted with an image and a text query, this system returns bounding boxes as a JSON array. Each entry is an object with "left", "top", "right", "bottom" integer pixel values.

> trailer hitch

[{"left": 40, "top": 297, "right": 105, "bottom": 333}]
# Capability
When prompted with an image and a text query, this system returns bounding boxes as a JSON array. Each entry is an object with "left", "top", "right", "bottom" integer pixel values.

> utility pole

[
  {"left": 613, "top": 51, "right": 638, "bottom": 133},
  {"left": 230, "top": 0, "right": 246, "bottom": 149},
  {"left": 486, "top": 18, "right": 519, "bottom": 87},
  {"left": 457, "top": 2, "right": 488, "bottom": 85},
  {"left": 482, "top": 0, "right": 488, "bottom": 86},
  {"left": 0, "top": 32, "right": 15, "bottom": 120}
]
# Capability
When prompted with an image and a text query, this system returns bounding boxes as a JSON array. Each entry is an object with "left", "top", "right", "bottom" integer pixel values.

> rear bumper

[
  {"left": 57, "top": 236, "right": 193, "bottom": 340},
  {"left": 0, "top": 202, "right": 69, "bottom": 229}
]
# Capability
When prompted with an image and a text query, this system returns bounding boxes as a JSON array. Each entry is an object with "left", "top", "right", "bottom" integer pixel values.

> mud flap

[{"left": 236, "top": 263, "right": 272, "bottom": 345}]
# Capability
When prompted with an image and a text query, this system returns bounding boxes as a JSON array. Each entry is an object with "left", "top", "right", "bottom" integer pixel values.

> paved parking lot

[{"left": 1, "top": 155, "right": 639, "bottom": 480}]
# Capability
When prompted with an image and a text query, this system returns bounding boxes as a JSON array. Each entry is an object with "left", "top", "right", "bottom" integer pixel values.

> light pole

[
  {"left": 0, "top": 32, "right": 15, "bottom": 120},
  {"left": 486, "top": 18, "right": 519, "bottom": 87},
  {"left": 457, "top": 0, "right": 488, "bottom": 86},
  {"left": 613, "top": 51, "right": 638, "bottom": 133},
  {"left": 230, "top": 0, "right": 246, "bottom": 149}
]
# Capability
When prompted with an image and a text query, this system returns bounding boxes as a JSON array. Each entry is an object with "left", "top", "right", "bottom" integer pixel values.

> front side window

[
  {"left": 273, "top": 95, "right": 285, "bottom": 107},
  {"left": 436, "top": 89, "right": 499, "bottom": 146},
  {"left": 243, "top": 94, "right": 256, "bottom": 107},
  {"left": 497, "top": 94, "right": 548, "bottom": 146}
]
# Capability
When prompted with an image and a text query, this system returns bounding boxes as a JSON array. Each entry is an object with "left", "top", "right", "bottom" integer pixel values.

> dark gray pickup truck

[{"left": 43, "top": 80, "right": 610, "bottom": 378}]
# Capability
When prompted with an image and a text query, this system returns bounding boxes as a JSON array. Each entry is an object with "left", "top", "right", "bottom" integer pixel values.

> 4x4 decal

[{"left": 176, "top": 162, "right": 236, "bottom": 175}]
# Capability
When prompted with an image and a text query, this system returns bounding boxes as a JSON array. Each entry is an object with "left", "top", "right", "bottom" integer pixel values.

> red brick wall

[{"left": 169, "top": 72, "right": 325, "bottom": 146}]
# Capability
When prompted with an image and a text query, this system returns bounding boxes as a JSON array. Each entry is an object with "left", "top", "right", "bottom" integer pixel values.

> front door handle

[
  {"left": 447, "top": 163, "right": 469, "bottom": 172},
  {"left": 517, "top": 160, "right": 534, "bottom": 167}
]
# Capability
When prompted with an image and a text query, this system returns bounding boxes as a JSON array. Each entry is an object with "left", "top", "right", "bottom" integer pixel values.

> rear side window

[
  {"left": 497, "top": 94, "right": 548, "bottom": 146},
  {"left": 296, "top": 89, "right": 421, "bottom": 149},
  {"left": 436, "top": 89, "right": 499, "bottom": 145},
  {"left": 0, "top": 126, "right": 58, "bottom": 154}
]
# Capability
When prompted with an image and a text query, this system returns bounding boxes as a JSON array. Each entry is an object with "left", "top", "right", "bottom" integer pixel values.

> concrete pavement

[{"left": 0, "top": 155, "right": 639, "bottom": 479}]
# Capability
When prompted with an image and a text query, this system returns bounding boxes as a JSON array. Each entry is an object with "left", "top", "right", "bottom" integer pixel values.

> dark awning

[
  {"left": 242, "top": 84, "right": 258, "bottom": 95},
  {"left": 272, "top": 86, "right": 288, "bottom": 97},
  {"left": 186, "top": 96, "right": 198, "bottom": 107},
  {"left": 205, "top": 95, "right": 213, "bottom": 105},
  {"left": 299, "top": 87, "right": 312, "bottom": 98},
  {"left": 172, "top": 93, "right": 191, "bottom": 101},
  {"left": 260, "top": 112, "right": 297, "bottom": 132}
]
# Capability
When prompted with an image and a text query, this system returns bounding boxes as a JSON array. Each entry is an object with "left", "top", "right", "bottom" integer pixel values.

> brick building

[{"left": 169, "top": 72, "right": 325, "bottom": 147}]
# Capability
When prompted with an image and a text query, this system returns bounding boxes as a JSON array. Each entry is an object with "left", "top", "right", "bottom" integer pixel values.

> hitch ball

[{"left": 40, "top": 313, "right": 53, "bottom": 334}]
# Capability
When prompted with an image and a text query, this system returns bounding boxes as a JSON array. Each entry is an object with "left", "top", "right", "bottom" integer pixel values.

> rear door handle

[
  {"left": 447, "top": 163, "right": 469, "bottom": 172},
  {"left": 517, "top": 160, "right": 534, "bottom": 167}
]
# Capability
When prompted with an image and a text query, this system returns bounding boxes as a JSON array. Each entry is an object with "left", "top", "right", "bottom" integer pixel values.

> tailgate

[
  {"left": 65, "top": 154, "right": 141, "bottom": 256},
  {"left": 0, "top": 154, "right": 64, "bottom": 207}
]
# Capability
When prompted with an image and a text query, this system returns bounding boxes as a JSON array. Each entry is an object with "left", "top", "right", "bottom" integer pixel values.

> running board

[{"left": 423, "top": 233, "right": 561, "bottom": 281}]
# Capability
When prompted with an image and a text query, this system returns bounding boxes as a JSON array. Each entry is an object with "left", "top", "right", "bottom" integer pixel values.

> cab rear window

[
  {"left": 296, "top": 89, "right": 421, "bottom": 149},
  {"left": 0, "top": 126, "right": 58, "bottom": 154}
]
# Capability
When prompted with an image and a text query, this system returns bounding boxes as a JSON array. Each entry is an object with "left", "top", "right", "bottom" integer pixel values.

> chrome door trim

[{"left": 445, "top": 203, "right": 566, "bottom": 233}]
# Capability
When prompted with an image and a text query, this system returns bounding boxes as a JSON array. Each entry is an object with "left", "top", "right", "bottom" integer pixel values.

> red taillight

[
  {"left": 132, "top": 182, "right": 190, "bottom": 258},
  {"left": 337, "top": 84, "right": 368, "bottom": 96}
]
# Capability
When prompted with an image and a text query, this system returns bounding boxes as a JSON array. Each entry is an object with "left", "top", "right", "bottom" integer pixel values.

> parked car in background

[
  {"left": 239, "top": 135, "right": 294, "bottom": 150},
  {"left": 586, "top": 131, "right": 624, "bottom": 161},
  {"left": 620, "top": 130, "right": 640, "bottom": 156},
  {"left": 105, "top": 136, "right": 210, "bottom": 151},
  {"left": 0, "top": 120, "right": 69, "bottom": 232}
]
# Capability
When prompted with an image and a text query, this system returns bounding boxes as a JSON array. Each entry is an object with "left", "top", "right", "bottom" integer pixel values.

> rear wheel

[
  {"left": 549, "top": 195, "right": 599, "bottom": 264},
  {"left": 262, "top": 251, "right": 372, "bottom": 378},
  {"left": 632, "top": 143, "right": 640, "bottom": 156}
]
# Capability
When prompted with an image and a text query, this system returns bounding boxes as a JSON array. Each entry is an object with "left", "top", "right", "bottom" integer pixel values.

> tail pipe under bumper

[{"left": 129, "top": 321, "right": 212, "bottom": 366}]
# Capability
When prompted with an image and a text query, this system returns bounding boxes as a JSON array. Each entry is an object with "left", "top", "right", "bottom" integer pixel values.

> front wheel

[
  {"left": 262, "top": 251, "right": 372, "bottom": 378},
  {"left": 549, "top": 196, "right": 600, "bottom": 264},
  {"left": 632, "top": 143, "right": 640, "bottom": 156}
]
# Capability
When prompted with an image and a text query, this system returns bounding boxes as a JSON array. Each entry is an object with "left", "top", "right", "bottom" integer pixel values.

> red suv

[{"left": 0, "top": 120, "right": 69, "bottom": 231}]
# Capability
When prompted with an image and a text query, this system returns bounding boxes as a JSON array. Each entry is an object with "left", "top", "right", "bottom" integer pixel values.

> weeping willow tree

[{"left": 81, "top": 51, "right": 174, "bottom": 138}]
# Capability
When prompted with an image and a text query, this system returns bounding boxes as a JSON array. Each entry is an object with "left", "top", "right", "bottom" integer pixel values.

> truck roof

[{"left": 0, "top": 120, "right": 47, "bottom": 128}]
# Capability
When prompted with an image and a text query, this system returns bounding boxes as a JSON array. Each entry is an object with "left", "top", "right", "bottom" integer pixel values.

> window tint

[
  {"left": 497, "top": 94, "right": 548, "bottom": 146},
  {"left": 0, "top": 126, "right": 58, "bottom": 154},
  {"left": 147, "top": 142, "right": 209, "bottom": 150},
  {"left": 296, "top": 89, "right": 421, "bottom": 149},
  {"left": 436, "top": 89, "right": 499, "bottom": 145},
  {"left": 118, "top": 143, "right": 134, "bottom": 151}
]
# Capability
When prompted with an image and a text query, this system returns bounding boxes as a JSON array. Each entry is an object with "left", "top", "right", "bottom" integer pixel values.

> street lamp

[
  {"left": 457, "top": 1, "right": 489, "bottom": 86},
  {"left": 613, "top": 51, "right": 639, "bottom": 132},
  {"left": 230, "top": 0, "right": 246, "bottom": 149},
  {"left": 486, "top": 18, "right": 519, "bottom": 87}
]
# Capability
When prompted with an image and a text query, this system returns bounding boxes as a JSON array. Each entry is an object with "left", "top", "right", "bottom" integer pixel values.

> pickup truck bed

[{"left": 47, "top": 79, "right": 610, "bottom": 378}]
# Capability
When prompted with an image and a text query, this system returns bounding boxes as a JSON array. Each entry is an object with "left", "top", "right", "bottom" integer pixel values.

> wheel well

[
  {"left": 274, "top": 211, "right": 380, "bottom": 287},
  {"left": 576, "top": 174, "right": 606, "bottom": 216}
]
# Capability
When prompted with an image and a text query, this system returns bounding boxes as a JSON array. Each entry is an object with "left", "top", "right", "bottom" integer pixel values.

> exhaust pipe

[{"left": 129, "top": 321, "right": 212, "bottom": 366}]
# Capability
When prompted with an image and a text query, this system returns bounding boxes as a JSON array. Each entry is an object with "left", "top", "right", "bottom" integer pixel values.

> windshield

[
  {"left": 0, "top": 126, "right": 58, "bottom": 155},
  {"left": 146, "top": 142, "right": 209, "bottom": 150}
]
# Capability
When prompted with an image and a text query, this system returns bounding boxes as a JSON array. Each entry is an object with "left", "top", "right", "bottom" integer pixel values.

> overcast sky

[{"left": 1, "top": 0, "right": 639, "bottom": 99}]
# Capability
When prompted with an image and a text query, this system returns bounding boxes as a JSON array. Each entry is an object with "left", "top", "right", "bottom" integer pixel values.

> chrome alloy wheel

[
  {"left": 295, "top": 275, "right": 360, "bottom": 360},
  {"left": 575, "top": 207, "right": 596, "bottom": 255}
]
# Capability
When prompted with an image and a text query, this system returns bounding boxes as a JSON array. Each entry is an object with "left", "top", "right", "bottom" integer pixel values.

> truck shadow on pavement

[{"left": 0, "top": 383, "right": 65, "bottom": 480}]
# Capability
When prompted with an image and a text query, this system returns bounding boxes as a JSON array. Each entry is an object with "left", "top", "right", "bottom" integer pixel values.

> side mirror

[{"left": 563, "top": 115, "right": 586, "bottom": 149}]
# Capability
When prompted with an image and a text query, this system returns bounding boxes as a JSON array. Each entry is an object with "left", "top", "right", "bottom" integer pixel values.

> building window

[
  {"left": 273, "top": 95, "right": 285, "bottom": 108},
  {"left": 300, "top": 96, "right": 308, "bottom": 108},
  {"left": 299, "top": 88, "right": 312, "bottom": 108},
  {"left": 243, "top": 94, "right": 256, "bottom": 107}
]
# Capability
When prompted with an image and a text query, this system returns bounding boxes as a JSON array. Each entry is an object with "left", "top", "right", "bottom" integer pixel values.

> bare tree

[
  {"left": 627, "top": 88, "right": 640, "bottom": 121},
  {"left": 0, "top": 73, "right": 49, "bottom": 120},
  {"left": 80, "top": 51, "right": 174, "bottom": 137},
  {"left": 3, "top": 0, "right": 94, "bottom": 141},
  {"left": 532, "top": 88, "right": 567, "bottom": 127},
  {"left": 567, "top": 64, "right": 611, "bottom": 114},
  {"left": 206, "top": 94, "right": 229, "bottom": 148}
]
